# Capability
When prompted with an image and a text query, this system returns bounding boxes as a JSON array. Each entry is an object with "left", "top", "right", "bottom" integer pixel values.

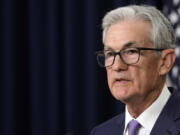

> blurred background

[{"left": 0, "top": 0, "right": 180, "bottom": 135}]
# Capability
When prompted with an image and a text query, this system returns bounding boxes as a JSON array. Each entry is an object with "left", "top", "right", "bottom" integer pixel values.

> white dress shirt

[{"left": 123, "top": 84, "right": 171, "bottom": 135}]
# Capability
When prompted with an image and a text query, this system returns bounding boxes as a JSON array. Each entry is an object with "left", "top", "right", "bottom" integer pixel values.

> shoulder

[
  {"left": 168, "top": 88, "right": 180, "bottom": 106},
  {"left": 150, "top": 88, "right": 180, "bottom": 134},
  {"left": 90, "top": 113, "right": 125, "bottom": 135},
  {"left": 162, "top": 88, "right": 180, "bottom": 115}
]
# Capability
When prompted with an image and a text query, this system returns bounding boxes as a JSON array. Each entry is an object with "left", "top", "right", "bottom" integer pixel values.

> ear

[{"left": 159, "top": 49, "right": 176, "bottom": 75}]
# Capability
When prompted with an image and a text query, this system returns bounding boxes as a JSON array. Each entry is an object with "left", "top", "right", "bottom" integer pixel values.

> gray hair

[{"left": 102, "top": 5, "right": 176, "bottom": 49}]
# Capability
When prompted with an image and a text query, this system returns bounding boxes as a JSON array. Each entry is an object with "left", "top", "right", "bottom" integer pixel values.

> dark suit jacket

[{"left": 90, "top": 88, "right": 180, "bottom": 135}]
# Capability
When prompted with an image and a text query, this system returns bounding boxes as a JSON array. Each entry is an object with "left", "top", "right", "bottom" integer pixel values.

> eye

[
  {"left": 124, "top": 48, "right": 138, "bottom": 55},
  {"left": 105, "top": 51, "right": 114, "bottom": 58}
]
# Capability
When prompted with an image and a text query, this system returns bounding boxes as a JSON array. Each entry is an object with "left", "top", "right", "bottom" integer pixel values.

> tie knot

[{"left": 128, "top": 120, "right": 141, "bottom": 135}]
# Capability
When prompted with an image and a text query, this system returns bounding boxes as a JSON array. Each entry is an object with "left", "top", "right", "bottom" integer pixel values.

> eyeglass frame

[{"left": 95, "top": 47, "right": 165, "bottom": 67}]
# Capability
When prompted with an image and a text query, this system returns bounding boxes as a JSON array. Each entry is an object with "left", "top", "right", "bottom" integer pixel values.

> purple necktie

[{"left": 128, "top": 120, "right": 141, "bottom": 135}]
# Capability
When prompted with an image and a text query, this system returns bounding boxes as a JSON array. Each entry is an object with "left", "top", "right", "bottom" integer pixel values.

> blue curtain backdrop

[{"left": 1, "top": 0, "right": 179, "bottom": 135}]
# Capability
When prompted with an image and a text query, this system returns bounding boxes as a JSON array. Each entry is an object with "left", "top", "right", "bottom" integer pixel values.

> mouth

[{"left": 113, "top": 78, "right": 131, "bottom": 86}]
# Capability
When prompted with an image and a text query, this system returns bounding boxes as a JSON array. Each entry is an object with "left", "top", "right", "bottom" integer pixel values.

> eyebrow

[{"left": 104, "top": 41, "right": 137, "bottom": 51}]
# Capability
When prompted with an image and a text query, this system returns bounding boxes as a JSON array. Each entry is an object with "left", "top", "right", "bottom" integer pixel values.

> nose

[{"left": 111, "top": 55, "right": 128, "bottom": 71}]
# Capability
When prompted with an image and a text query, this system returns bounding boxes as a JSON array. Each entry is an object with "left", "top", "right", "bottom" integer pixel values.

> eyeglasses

[{"left": 96, "top": 47, "right": 164, "bottom": 67}]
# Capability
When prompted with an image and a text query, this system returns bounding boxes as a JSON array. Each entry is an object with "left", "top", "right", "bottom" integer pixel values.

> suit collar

[
  {"left": 115, "top": 112, "right": 125, "bottom": 135},
  {"left": 150, "top": 88, "right": 180, "bottom": 135},
  {"left": 166, "top": 88, "right": 180, "bottom": 121}
]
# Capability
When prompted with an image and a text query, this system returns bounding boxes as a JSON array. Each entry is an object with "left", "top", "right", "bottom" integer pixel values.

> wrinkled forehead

[
  {"left": 104, "top": 19, "right": 153, "bottom": 50},
  {"left": 103, "top": 17, "right": 153, "bottom": 41}
]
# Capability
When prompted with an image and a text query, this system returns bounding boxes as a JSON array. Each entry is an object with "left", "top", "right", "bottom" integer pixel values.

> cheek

[
  {"left": 129, "top": 67, "right": 148, "bottom": 90},
  {"left": 106, "top": 69, "right": 113, "bottom": 88},
  {"left": 133, "top": 63, "right": 159, "bottom": 90}
]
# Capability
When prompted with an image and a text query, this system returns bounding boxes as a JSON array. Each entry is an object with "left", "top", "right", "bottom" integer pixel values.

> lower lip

[{"left": 114, "top": 80, "right": 130, "bottom": 85}]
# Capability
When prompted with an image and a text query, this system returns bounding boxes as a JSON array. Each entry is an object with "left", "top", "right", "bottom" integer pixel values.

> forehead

[{"left": 104, "top": 19, "right": 153, "bottom": 50}]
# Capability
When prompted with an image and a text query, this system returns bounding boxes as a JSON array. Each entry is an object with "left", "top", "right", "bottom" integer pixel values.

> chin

[
  {"left": 111, "top": 86, "right": 131, "bottom": 102},
  {"left": 113, "top": 95, "right": 130, "bottom": 103}
]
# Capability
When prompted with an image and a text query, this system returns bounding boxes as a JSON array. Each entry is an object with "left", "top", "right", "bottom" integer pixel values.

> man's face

[{"left": 105, "top": 19, "right": 163, "bottom": 104}]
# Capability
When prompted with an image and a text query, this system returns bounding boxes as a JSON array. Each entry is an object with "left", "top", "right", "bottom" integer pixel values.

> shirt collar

[{"left": 124, "top": 84, "right": 171, "bottom": 133}]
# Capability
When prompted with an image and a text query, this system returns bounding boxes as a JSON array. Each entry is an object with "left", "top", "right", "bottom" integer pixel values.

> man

[{"left": 91, "top": 5, "right": 180, "bottom": 135}]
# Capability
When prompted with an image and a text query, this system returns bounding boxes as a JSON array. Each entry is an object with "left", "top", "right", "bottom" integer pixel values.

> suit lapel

[
  {"left": 150, "top": 89, "right": 180, "bottom": 135},
  {"left": 112, "top": 112, "right": 125, "bottom": 135},
  {"left": 117, "top": 112, "right": 125, "bottom": 135}
]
